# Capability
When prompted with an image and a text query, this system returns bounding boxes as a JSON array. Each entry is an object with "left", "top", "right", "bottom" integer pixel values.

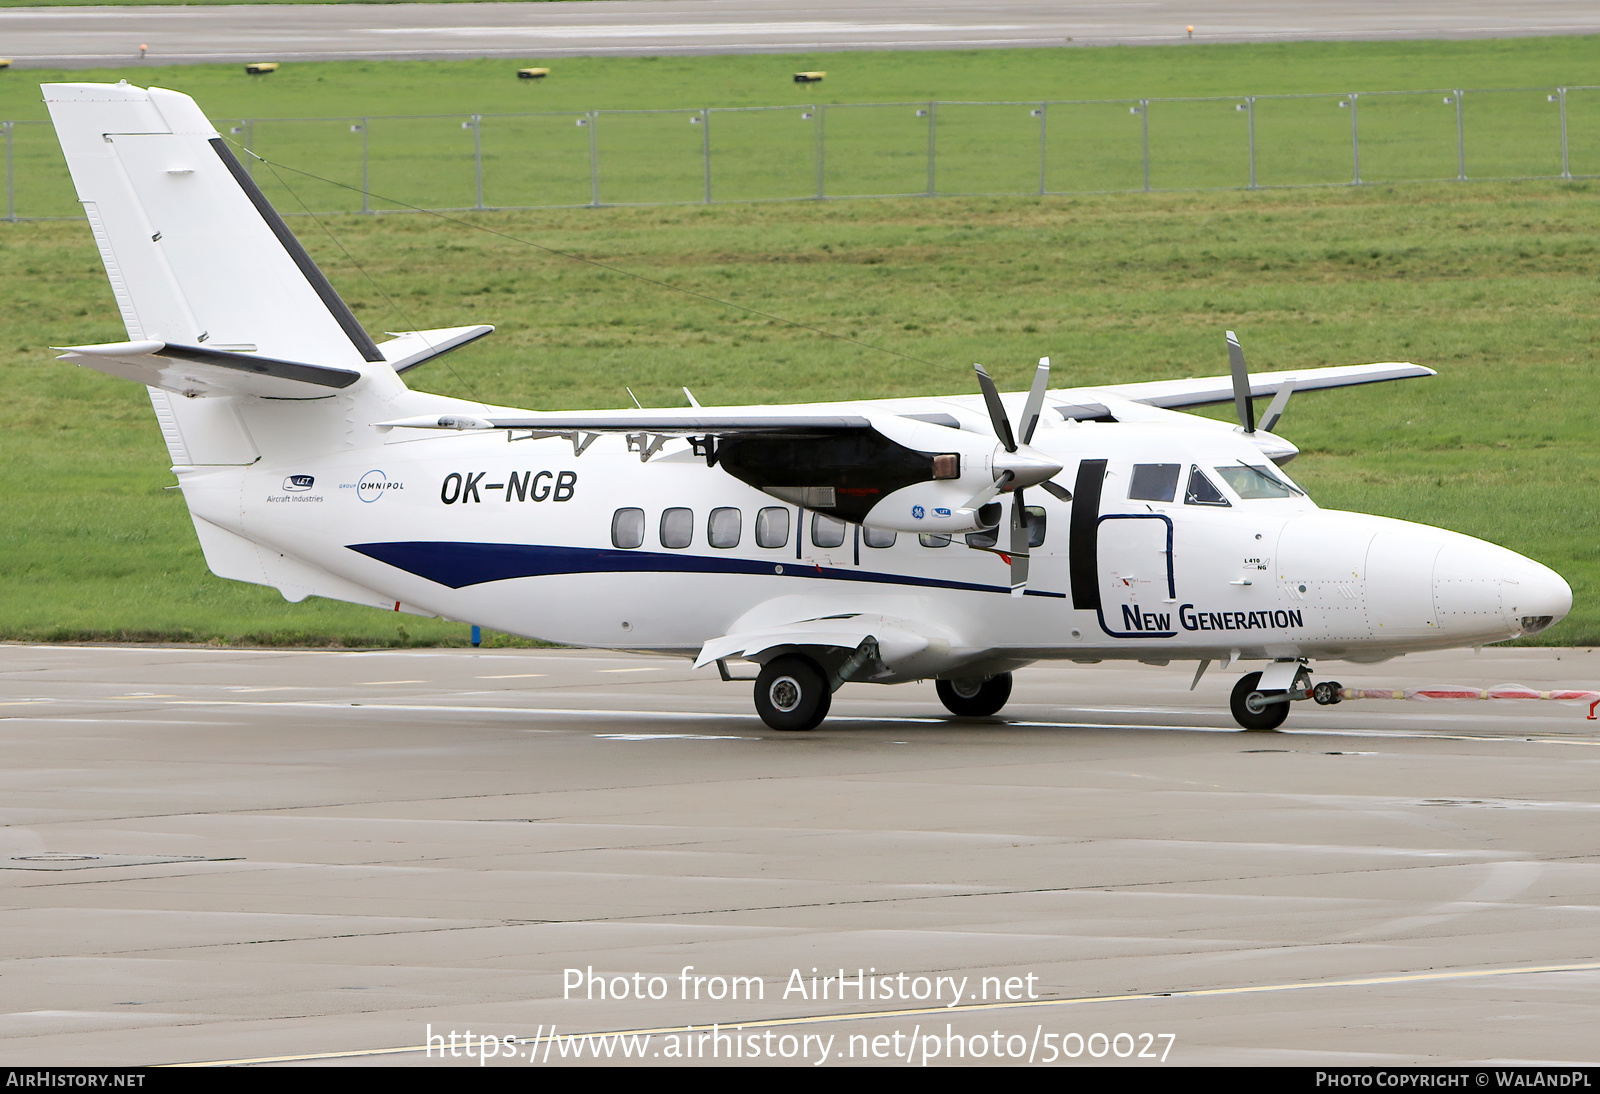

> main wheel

[
  {"left": 754, "top": 655, "right": 831, "bottom": 731},
  {"left": 936, "top": 673, "right": 1013, "bottom": 717},
  {"left": 1230, "top": 671, "right": 1289, "bottom": 731}
]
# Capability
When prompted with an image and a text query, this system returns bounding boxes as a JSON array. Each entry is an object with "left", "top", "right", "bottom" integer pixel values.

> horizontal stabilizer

[
  {"left": 57, "top": 340, "right": 361, "bottom": 399},
  {"left": 378, "top": 325, "right": 495, "bottom": 374}
]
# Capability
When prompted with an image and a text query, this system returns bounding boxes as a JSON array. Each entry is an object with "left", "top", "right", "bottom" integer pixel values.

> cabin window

[
  {"left": 919, "top": 533, "right": 951, "bottom": 548},
  {"left": 660, "top": 507, "right": 694, "bottom": 548},
  {"left": 863, "top": 526, "right": 897, "bottom": 548},
  {"left": 1184, "top": 466, "right": 1230, "bottom": 507},
  {"left": 1129, "top": 463, "right": 1181, "bottom": 502},
  {"left": 1215, "top": 463, "right": 1300, "bottom": 499},
  {"left": 611, "top": 508, "right": 645, "bottom": 549},
  {"left": 755, "top": 506, "right": 790, "bottom": 549},
  {"left": 811, "top": 512, "right": 847, "bottom": 549},
  {"left": 708, "top": 507, "right": 741, "bottom": 548}
]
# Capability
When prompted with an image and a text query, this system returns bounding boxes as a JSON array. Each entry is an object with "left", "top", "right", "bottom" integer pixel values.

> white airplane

[{"left": 44, "top": 82, "right": 1573, "bottom": 731}]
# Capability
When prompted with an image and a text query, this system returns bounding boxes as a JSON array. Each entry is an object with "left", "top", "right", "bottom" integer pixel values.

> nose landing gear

[{"left": 1229, "top": 662, "right": 1343, "bottom": 730}]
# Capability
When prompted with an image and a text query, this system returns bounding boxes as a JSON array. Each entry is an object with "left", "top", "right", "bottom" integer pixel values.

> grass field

[
  {"left": 3, "top": 183, "right": 1596, "bottom": 646},
  {"left": 2, "top": 42, "right": 1597, "bottom": 648},
  {"left": 6, "top": 43, "right": 1600, "bottom": 218}
]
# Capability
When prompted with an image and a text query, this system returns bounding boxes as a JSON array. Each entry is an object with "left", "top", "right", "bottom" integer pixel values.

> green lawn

[
  {"left": 6, "top": 43, "right": 1600, "bottom": 218},
  {"left": 2, "top": 40, "right": 1597, "bottom": 647},
  {"left": 2, "top": 182, "right": 1596, "bottom": 646}
]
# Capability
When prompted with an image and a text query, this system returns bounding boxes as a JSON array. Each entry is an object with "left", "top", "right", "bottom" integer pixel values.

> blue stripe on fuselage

[{"left": 346, "top": 540, "right": 1066, "bottom": 598}]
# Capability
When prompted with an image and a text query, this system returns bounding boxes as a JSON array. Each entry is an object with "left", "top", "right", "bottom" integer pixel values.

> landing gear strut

[{"left": 936, "top": 672, "right": 1013, "bottom": 717}]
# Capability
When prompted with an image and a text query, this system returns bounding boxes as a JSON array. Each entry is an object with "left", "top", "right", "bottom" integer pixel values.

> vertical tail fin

[{"left": 45, "top": 81, "right": 384, "bottom": 366}]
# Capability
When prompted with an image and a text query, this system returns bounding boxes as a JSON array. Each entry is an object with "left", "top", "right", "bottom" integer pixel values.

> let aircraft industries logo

[{"left": 268, "top": 473, "right": 323, "bottom": 503}]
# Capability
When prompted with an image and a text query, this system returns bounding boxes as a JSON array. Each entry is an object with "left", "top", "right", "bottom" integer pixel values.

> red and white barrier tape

[{"left": 1338, "top": 684, "right": 1600, "bottom": 719}]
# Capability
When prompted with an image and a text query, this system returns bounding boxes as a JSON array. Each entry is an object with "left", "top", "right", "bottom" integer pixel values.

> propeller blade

[
  {"left": 1226, "top": 330, "right": 1255, "bottom": 434},
  {"left": 1019, "top": 356, "right": 1051, "bottom": 445},
  {"left": 1039, "top": 479, "right": 1073, "bottom": 503},
  {"left": 1259, "top": 381, "right": 1294, "bottom": 433},
  {"left": 963, "top": 469, "right": 1014, "bottom": 513},
  {"left": 1009, "top": 490, "right": 1030, "bottom": 596},
  {"left": 974, "top": 363, "right": 1017, "bottom": 452}
]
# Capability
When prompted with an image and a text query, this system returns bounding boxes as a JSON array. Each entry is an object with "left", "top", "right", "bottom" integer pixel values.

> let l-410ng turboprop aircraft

[{"left": 45, "top": 82, "right": 1573, "bottom": 731}]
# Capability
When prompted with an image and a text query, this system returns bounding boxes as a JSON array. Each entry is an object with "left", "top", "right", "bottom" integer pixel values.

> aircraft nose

[
  {"left": 1499, "top": 553, "right": 1573, "bottom": 636},
  {"left": 1432, "top": 537, "right": 1572, "bottom": 639}
]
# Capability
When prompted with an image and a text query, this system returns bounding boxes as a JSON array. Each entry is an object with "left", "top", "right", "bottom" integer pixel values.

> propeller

[
  {"left": 1226, "top": 329, "right": 1295, "bottom": 434},
  {"left": 1226, "top": 329, "right": 1255, "bottom": 434},
  {"left": 970, "top": 357, "right": 1065, "bottom": 596}
]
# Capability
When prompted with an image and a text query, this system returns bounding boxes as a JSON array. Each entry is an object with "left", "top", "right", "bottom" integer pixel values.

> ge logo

[{"left": 912, "top": 505, "right": 925, "bottom": 520}]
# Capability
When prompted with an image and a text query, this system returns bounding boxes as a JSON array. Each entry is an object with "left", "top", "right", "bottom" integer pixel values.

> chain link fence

[{"left": 6, "top": 87, "right": 1599, "bottom": 220}]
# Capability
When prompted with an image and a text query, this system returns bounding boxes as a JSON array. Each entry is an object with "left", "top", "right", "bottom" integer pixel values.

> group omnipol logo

[{"left": 356, "top": 469, "right": 404, "bottom": 502}]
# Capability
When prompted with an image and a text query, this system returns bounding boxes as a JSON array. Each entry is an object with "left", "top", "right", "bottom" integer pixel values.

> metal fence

[{"left": 6, "top": 86, "right": 1600, "bottom": 220}]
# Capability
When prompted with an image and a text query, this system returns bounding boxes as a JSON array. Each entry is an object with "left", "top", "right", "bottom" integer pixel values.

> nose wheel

[
  {"left": 1230, "top": 672, "right": 1290, "bottom": 731},
  {"left": 1230, "top": 665, "right": 1342, "bottom": 730}
]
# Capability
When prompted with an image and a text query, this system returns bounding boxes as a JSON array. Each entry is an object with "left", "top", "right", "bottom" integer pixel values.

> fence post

[
  {"left": 4, "top": 122, "right": 13, "bottom": 222},
  {"left": 926, "top": 101, "right": 936, "bottom": 196},
  {"left": 1348, "top": 93, "right": 1361, "bottom": 185},
  {"left": 1453, "top": 90, "right": 1465, "bottom": 180},
  {"left": 701, "top": 108, "right": 712, "bottom": 204},
  {"left": 587, "top": 111, "right": 599, "bottom": 207},
  {"left": 1141, "top": 99, "right": 1150, "bottom": 192},
  {"left": 1558, "top": 87, "right": 1570, "bottom": 180},
  {"left": 814, "top": 105, "right": 825, "bottom": 200},
  {"left": 472, "top": 114, "right": 484, "bottom": 210},
  {"left": 360, "top": 118, "right": 370, "bottom": 214},
  {"left": 1038, "top": 102, "right": 1047, "bottom": 195},
  {"left": 1246, "top": 96, "right": 1256, "bottom": 189}
]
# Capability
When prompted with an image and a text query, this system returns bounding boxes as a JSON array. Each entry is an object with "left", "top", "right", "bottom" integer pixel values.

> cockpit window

[
  {"left": 1184, "top": 465, "right": 1230, "bottom": 507},
  {"left": 1129, "top": 463, "right": 1181, "bottom": 502},
  {"left": 1214, "top": 463, "right": 1300, "bottom": 499}
]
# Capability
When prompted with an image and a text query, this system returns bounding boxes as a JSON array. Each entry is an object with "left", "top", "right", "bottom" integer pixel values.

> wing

[
  {"left": 1093, "top": 361, "right": 1434, "bottom": 410},
  {"left": 379, "top": 409, "right": 873, "bottom": 435}
]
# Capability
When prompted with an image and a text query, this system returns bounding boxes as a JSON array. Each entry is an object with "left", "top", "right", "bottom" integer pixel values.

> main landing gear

[
  {"left": 752, "top": 659, "right": 1018, "bottom": 730},
  {"left": 754, "top": 655, "right": 831, "bottom": 731},
  {"left": 935, "top": 673, "right": 1014, "bottom": 717},
  {"left": 1229, "top": 662, "right": 1343, "bottom": 730}
]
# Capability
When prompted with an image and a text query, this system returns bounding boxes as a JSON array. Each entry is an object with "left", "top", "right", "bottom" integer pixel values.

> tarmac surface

[
  {"left": 1, "top": 643, "right": 1597, "bottom": 1066},
  {"left": 5, "top": 0, "right": 1600, "bottom": 69}
]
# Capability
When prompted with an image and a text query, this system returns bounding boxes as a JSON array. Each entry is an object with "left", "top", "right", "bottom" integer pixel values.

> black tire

[
  {"left": 755, "top": 655, "right": 831, "bottom": 731},
  {"left": 1230, "top": 671, "right": 1289, "bottom": 731},
  {"left": 936, "top": 673, "right": 1013, "bottom": 717}
]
